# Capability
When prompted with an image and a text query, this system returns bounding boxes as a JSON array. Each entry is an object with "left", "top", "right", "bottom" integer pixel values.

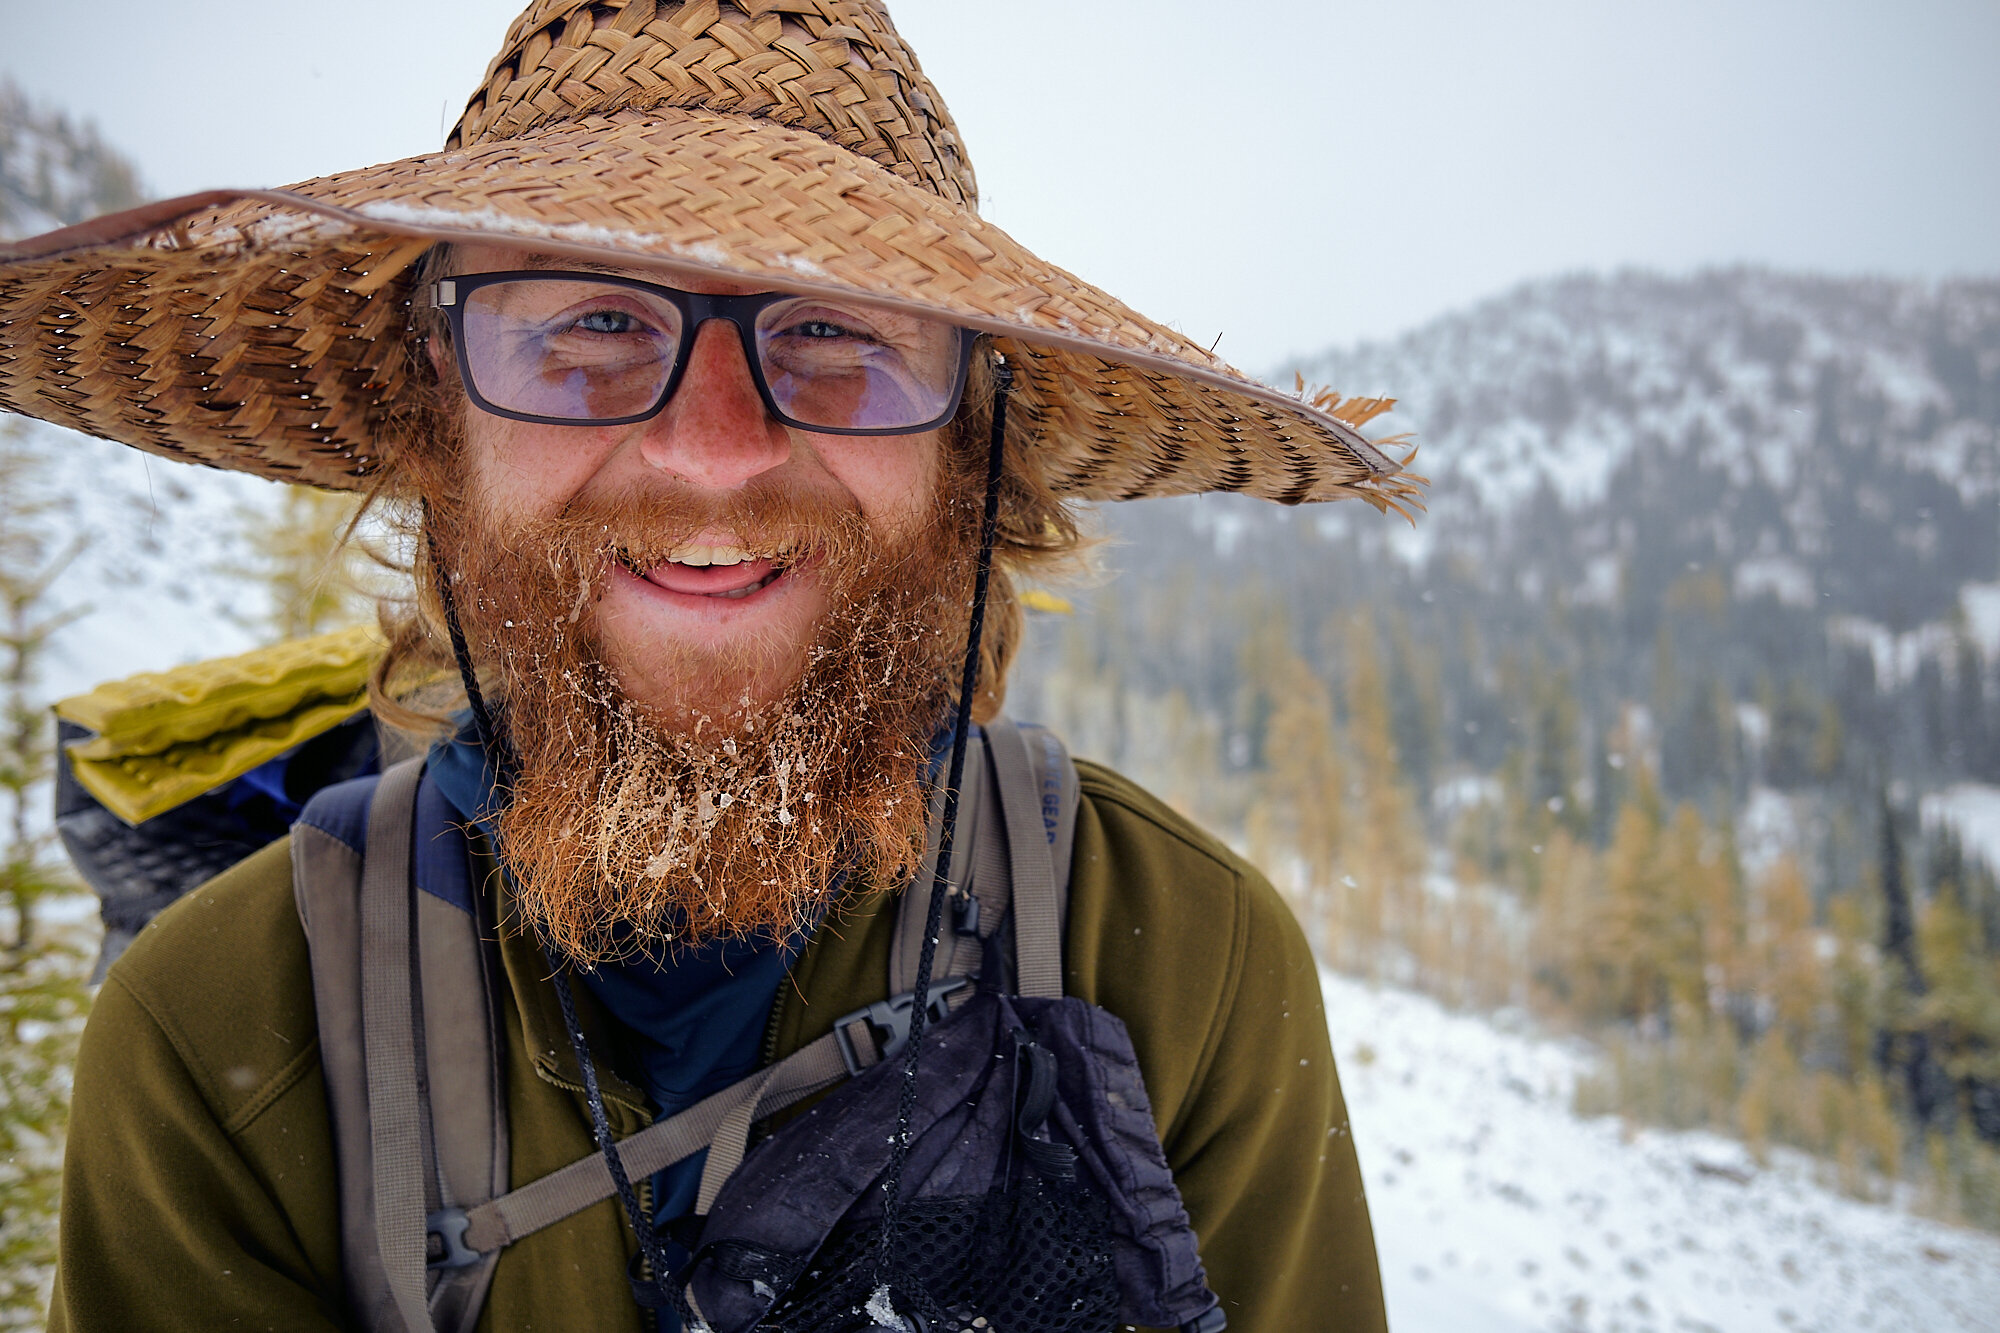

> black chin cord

[
  {"left": 871, "top": 356, "right": 1015, "bottom": 1300},
  {"left": 426, "top": 521, "right": 509, "bottom": 775},
  {"left": 428, "top": 520, "right": 677, "bottom": 1307}
]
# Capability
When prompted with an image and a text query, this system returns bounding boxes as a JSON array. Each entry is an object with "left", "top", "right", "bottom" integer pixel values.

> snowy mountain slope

[
  {"left": 1922, "top": 783, "right": 2000, "bottom": 880},
  {"left": 1330, "top": 971, "right": 2000, "bottom": 1333},
  {"left": 1288, "top": 270, "right": 2000, "bottom": 514},
  {"left": 1269, "top": 270, "right": 2000, "bottom": 640},
  {"left": 0, "top": 80, "right": 141, "bottom": 237}
]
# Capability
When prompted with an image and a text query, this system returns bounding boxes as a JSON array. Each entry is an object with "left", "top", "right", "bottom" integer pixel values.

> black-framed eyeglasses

[{"left": 427, "top": 270, "right": 975, "bottom": 436}]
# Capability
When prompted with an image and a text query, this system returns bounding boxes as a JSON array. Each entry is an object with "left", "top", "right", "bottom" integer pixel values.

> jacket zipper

[{"left": 759, "top": 967, "right": 789, "bottom": 1068}]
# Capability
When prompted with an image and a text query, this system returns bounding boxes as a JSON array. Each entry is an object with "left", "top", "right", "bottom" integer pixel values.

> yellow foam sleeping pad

[
  {"left": 1019, "top": 588, "right": 1074, "bottom": 615},
  {"left": 55, "top": 624, "right": 385, "bottom": 827}
]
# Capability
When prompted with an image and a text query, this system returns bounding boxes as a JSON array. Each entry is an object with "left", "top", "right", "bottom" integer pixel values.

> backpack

[{"left": 53, "top": 626, "right": 390, "bottom": 980}]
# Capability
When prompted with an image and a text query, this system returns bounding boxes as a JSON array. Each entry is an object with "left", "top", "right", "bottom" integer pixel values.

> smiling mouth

[{"left": 620, "top": 542, "right": 792, "bottom": 600}]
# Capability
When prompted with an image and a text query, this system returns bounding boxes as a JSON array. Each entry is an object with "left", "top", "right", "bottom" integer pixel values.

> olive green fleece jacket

[{"left": 50, "top": 760, "right": 1385, "bottom": 1332}]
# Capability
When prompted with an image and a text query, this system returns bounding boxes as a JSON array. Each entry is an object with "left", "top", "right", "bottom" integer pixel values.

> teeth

[{"left": 671, "top": 544, "right": 752, "bottom": 568}]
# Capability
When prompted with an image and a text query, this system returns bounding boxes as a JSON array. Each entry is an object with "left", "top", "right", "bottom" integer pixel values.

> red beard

[{"left": 429, "top": 473, "right": 979, "bottom": 965}]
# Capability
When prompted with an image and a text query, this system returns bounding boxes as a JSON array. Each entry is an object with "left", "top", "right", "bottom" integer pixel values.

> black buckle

[
  {"left": 833, "top": 977, "right": 972, "bottom": 1077},
  {"left": 425, "top": 1207, "right": 483, "bottom": 1271}
]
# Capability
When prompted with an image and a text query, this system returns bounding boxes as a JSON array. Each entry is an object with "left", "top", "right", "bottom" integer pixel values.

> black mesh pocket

[{"left": 757, "top": 1175, "right": 1119, "bottom": 1333}]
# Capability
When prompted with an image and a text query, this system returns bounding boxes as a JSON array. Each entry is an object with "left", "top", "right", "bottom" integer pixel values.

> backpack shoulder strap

[
  {"left": 294, "top": 758, "right": 505, "bottom": 1333},
  {"left": 888, "top": 728, "right": 984, "bottom": 996},
  {"left": 292, "top": 772, "right": 394, "bottom": 1330},
  {"left": 983, "top": 716, "right": 1075, "bottom": 999},
  {"left": 890, "top": 717, "right": 1079, "bottom": 1000}
]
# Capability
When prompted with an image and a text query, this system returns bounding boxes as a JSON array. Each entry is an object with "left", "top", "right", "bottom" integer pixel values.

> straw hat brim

[{"left": 0, "top": 107, "right": 1418, "bottom": 510}]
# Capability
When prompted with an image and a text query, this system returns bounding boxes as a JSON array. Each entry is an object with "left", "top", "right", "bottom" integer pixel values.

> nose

[{"left": 634, "top": 318, "right": 791, "bottom": 488}]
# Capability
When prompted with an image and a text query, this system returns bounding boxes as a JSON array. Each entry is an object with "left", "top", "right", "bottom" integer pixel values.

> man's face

[{"left": 445, "top": 243, "right": 948, "bottom": 717}]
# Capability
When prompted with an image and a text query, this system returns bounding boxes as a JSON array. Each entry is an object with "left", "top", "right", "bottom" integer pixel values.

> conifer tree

[
  {"left": 1231, "top": 591, "right": 1293, "bottom": 775},
  {"left": 1261, "top": 648, "right": 1345, "bottom": 895},
  {"left": 1912, "top": 891, "right": 2000, "bottom": 1100},
  {"left": 1528, "top": 669, "right": 1586, "bottom": 839},
  {"left": 1828, "top": 887, "right": 1885, "bottom": 1081},
  {"left": 1336, "top": 614, "right": 1428, "bottom": 980},
  {"left": 1910, "top": 832, "right": 2000, "bottom": 1143},
  {"left": 1704, "top": 819, "right": 1752, "bottom": 1013},
  {"left": 1655, "top": 802, "right": 1721, "bottom": 1021},
  {"left": 1594, "top": 764, "right": 1668, "bottom": 1025},
  {"left": 1879, "top": 796, "right": 1921, "bottom": 981},
  {"left": 1527, "top": 825, "right": 1602, "bottom": 1016},
  {"left": 220, "top": 486, "right": 375, "bottom": 641},
  {"left": 1385, "top": 612, "right": 1443, "bottom": 806},
  {"left": 1754, "top": 853, "right": 1824, "bottom": 1051},
  {"left": 1876, "top": 797, "right": 1956, "bottom": 1126},
  {"left": 0, "top": 420, "right": 94, "bottom": 1323}
]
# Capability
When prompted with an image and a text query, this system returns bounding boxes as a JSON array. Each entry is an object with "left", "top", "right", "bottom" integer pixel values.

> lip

[{"left": 607, "top": 558, "right": 792, "bottom": 616}]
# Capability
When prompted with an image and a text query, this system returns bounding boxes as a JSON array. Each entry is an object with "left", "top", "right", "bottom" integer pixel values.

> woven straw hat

[{"left": 0, "top": 0, "right": 1418, "bottom": 510}]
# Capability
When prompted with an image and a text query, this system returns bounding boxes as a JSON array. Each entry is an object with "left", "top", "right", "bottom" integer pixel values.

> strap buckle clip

[
  {"left": 833, "top": 976, "right": 972, "bottom": 1078},
  {"left": 425, "top": 1206, "right": 483, "bottom": 1271}
]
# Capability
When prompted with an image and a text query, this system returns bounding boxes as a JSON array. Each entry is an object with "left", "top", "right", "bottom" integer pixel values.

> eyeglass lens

[{"left": 458, "top": 279, "right": 964, "bottom": 431}]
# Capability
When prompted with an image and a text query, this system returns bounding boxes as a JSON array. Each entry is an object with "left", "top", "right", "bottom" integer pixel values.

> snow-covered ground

[{"left": 1327, "top": 971, "right": 2000, "bottom": 1333}]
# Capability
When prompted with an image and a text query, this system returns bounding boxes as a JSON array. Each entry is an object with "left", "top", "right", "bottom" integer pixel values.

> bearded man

[{"left": 1, "top": 4, "right": 1419, "bottom": 1331}]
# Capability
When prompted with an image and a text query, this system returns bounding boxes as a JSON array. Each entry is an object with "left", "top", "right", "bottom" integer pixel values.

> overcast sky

[{"left": 3, "top": 0, "right": 1996, "bottom": 373}]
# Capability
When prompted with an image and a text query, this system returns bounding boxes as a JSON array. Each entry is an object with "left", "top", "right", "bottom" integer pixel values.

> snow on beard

[{"left": 434, "top": 473, "right": 978, "bottom": 966}]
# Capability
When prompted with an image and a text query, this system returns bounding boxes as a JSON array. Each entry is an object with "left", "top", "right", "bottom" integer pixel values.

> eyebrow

[
  {"left": 500, "top": 254, "right": 775, "bottom": 298},
  {"left": 510, "top": 251, "right": 641, "bottom": 277}
]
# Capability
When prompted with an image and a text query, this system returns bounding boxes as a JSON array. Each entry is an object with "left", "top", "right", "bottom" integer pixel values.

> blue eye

[
  {"left": 576, "top": 310, "right": 639, "bottom": 334},
  {"left": 793, "top": 319, "right": 853, "bottom": 339}
]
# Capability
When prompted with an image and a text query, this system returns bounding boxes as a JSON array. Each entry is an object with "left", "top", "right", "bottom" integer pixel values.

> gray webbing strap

[
  {"left": 983, "top": 718, "right": 1063, "bottom": 999},
  {"left": 458, "top": 1032, "right": 849, "bottom": 1252},
  {"left": 889, "top": 720, "right": 1075, "bottom": 999},
  {"left": 295, "top": 813, "right": 391, "bottom": 1329},
  {"left": 359, "top": 759, "right": 433, "bottom": 1333},
  {"left": 694, "top": 1064, "right": 777, "bottom": 1215},
  {"left": 890, "top": 731, "right": 984, "bottom": 997},
  {"left": 416, "top": 885, "right": 505, "bottom": 1333}
]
